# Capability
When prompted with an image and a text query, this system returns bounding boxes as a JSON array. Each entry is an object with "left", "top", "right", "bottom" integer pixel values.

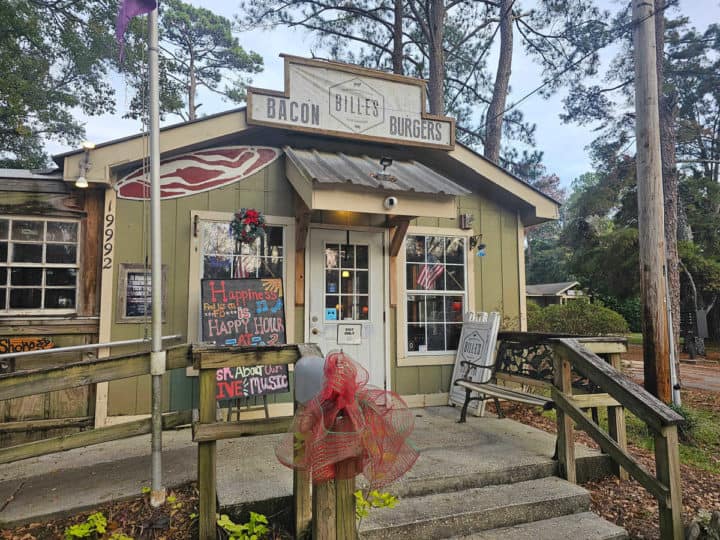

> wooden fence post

[
  {"left": 313, "top": 479, "right": 336, "bottom": 540},
  {"left": 311, "top": 462, "right": 357, "bottom": 540},
  {"left": 553, "top": 351, "right": 576, "bottom": 483},
  {"left": 293, "top": 399, "right": 311, "bottom": 538},
  {"left": 655, "top": 425, "right": 683, "bottom": 539},
  {"left": 607, "top": 353, "right": 629, "bottom": 480},
  {"left": 198, "top": 368, "right": 217, "bottom": 540},
  {"left": 335, "top": 460, "right": 357, "bottom": 540}
]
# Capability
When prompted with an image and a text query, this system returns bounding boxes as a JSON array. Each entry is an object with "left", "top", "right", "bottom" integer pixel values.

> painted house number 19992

[{"left": 103, "top": 200, "right": 115, "bottom": 270}]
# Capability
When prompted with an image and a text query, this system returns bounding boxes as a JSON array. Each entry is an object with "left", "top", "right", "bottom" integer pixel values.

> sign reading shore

[
  {"left": 248, "top": 55, "right": 455, "bottom": 150},
  {"left": 201, "top": 278, "right": 289, "bottom": 400}
]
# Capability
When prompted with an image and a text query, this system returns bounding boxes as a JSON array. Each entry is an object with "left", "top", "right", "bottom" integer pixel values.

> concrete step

[
  {"left": 359, "top": 476, "right": 590, "bottom": 540},
  {"left": 450, "top": 512, "right": 628, "bottom": 539},
  {"left": 362, "top": 460, "right": 558, "bottom": 499}
]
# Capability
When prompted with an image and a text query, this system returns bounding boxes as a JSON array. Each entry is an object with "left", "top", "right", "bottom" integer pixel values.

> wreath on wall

[{"left": 230, "top": 208, "right": 266, "bottom": 244}]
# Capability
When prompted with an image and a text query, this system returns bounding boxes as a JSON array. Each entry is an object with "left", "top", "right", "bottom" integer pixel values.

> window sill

[
  {"left": 396, "top": 353, "right": 455, "bottom": 367},
  {"left": 0, "top": 316, "right": 99, "bottom": 335}
]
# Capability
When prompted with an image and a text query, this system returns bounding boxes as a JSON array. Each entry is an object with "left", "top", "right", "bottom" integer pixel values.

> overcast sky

[{"left": 47, "top": 0, "right": 720, "bottom": 188}]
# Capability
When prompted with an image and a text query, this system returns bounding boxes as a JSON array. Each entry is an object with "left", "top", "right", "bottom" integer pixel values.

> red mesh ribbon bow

[{"left": 276, "top": 352, "right": 419, "bottom": 487}]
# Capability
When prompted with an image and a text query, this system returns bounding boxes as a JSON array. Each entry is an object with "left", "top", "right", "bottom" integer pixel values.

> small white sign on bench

[{"left": 448, "top": 312, "right": 501, "bottom": 416}]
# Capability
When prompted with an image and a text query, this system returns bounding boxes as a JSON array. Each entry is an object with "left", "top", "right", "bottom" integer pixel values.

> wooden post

[
  {"left": 632, "top": 0, "right": 672, "bottom": 402},
  {"left": 293, "top": 399, "right": 311, "bottom": 538},
  {"left": 335, "top": 460, "right": 357, "bottom": 540},
  {"left": 198, "top": 369, "right": 217, "bottom": 540},
  {"left": 655, "top": 425, "right": 683, "bottom": 539},
  {"left": 607, "top": 353, "right": 629, "bottom": 480},
  {"left": 313, "top": 479, "right": 336, "bottom": 540},
  {"left": 311, "top": 469, "right": 356, "bottom": 539},
  {"left": 553, "top": 351, "right": 576, "bottom": 483}
]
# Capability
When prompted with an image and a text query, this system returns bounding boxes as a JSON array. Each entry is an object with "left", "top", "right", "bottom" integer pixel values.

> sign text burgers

[{"left": 248, "top": 55, "right": 455, "bottom": 150}]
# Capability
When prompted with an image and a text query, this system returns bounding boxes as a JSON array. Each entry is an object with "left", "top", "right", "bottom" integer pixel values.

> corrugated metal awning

[{"left": 284, "top": 147, "right": 470, "bottom": 196}]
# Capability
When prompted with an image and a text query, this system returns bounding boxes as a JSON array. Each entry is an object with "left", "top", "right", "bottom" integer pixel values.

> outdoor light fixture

[
  {"left": 75, "top": 141, "right": 94, "bottom": 188},
  {"left": 371, "top": 156, "right": 397, "bottom": 184}
]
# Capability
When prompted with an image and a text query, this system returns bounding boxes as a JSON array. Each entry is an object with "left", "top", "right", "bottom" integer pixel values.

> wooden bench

[{"left": 455, "top": 375, "right": 554, "bottom": 423}]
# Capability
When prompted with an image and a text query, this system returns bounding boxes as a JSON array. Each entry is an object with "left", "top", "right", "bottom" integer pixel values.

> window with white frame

[
  {"left": 0, "top": 217, "right": 80, "bottom": 313},
  {"left": 199, "top": 221, "right": 285, "bottom": 280},
  {"left": 405, "top": 234, "right": 466, "bottom": 353}
]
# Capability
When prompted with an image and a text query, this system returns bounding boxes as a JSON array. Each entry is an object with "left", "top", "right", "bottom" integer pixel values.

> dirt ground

[{"left": 494, "top": 387, "right": 720, "bottom": 540}]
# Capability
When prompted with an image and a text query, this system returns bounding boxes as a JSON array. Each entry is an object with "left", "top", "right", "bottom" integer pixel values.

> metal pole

[
  {"left": 665, "top": 268, "right": 681, "bottom": 405},
  {"left": 148, "top": 5, "right": 166, "bottom": 507}
]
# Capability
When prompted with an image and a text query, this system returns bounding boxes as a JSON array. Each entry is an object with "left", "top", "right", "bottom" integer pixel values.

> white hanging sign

[{"left": 248, "top": 55, "right": 455, "bottom": 150}]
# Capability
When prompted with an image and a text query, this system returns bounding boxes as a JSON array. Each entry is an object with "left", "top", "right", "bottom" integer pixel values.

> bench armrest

[{"left": 459, "top": 360, "right": 495, "bottom": 369}]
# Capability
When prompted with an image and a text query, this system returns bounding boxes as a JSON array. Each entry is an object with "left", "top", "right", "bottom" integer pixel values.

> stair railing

[{"left": 551, "top": 338, "right": 684, "bottom": 540}]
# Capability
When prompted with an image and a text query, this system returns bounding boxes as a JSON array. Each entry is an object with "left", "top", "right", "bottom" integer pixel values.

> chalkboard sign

[{"left": 201, "top": 278, "right": 289, "bottom": 399}]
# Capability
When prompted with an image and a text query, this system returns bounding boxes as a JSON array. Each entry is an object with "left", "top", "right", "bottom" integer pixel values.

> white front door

[{"left": 308, "top": 229, "right": 386, "bottom": 388}]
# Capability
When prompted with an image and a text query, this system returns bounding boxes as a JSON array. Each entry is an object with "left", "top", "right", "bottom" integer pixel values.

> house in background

[{"left": 526, "top": 281, "right": 586, "bottom": 308}]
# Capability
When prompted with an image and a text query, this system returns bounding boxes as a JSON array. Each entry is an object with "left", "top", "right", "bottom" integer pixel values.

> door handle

[{"left": 311, "top": 327, "right": 320, "bottom": 335}]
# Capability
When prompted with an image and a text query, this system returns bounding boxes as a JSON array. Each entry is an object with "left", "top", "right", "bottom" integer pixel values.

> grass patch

[
  {"left": 627, "top": 333, "right": 644, "bottom": 345},
  {"left": 610, "top": 402, "right": 720, "bottom": 473},
  {"left": 541, "top": 394, "right": 720, "bottom": 473}
]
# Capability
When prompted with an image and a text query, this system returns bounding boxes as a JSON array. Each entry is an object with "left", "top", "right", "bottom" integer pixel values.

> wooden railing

[
  {"left": 192, "top": 343, "right": 321, "bottom": 540},
  {"left": 551, "top": 338, "right": 684, "bottom": 540},
  {"left": 0, "top": 344, "right": 192, "bottom": 464}
]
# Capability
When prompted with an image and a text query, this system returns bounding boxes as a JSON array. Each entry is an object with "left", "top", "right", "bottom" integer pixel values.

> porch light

[
  {"left": 75, "top": 141, "right": 94, "bottom": 189},
  {"left": 371, "top": 156, "right": 397, "bottom": 184}
]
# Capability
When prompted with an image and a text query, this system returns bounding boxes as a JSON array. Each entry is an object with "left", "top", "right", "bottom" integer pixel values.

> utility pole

[{"left": 632, "top": 0, "right": 672, "bottom": 402}]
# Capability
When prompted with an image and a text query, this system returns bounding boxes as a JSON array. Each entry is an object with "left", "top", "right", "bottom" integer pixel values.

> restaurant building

[{"left": 7, "top": 56, "right": 559, "bottom": 425}]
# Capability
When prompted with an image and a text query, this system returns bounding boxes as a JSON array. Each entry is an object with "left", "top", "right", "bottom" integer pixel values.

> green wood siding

[
  {"left": 390, "top": 194, "right": 522, "bottom": 398},
  {"left": 106, "top": 157, "right": 525, "bottom": 412},
  {"left": 107, "top": 158, "right": 294, "bottom": 415}
]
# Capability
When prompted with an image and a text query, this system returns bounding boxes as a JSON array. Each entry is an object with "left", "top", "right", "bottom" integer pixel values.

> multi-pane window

[
  {"left": 0, "top": 217, "right": 79, "bottom": 313},
  {"left": 405, "top": 234, "right": 466, "bottom": 353},
  {"left": 200, "top": 221, "right": 284, "bottom": 280},
  {"left": 323, "top": 243, "right": 369, "bottom": 321}
]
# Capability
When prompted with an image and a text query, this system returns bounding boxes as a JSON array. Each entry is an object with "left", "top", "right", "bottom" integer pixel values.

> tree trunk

[
  {"left": 392, "top": 0, "right": 404, "bottom": 75},
  {"left": 427, "top": 0, "right": 445, "bottom": 114},
  {"left": 655, "top": 0, "right": 681, "bottom": 371},
  {"left": 483, "top": 0, "right": 514, "bottom": 163},
  {"left": 188, "top": 53, "right": 197, "bottom": 121}
]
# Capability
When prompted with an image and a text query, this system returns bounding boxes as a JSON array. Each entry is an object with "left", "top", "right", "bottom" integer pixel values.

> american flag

[{"left": 417, "top": 262, "right": 444, "bottom": 289}]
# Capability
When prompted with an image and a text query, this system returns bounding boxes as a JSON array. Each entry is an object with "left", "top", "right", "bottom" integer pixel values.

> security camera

[{"left": 383, "top": 196, "right": 398, "bottom": 210}]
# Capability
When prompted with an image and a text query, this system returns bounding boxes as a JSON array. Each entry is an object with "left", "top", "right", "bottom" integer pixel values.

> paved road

[{"left": 623, "top": 361, "right": 720, "bottom": 393}]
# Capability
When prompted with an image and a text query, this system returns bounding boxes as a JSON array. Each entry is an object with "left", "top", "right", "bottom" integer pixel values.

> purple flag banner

[{"left": 116, "top": 0, "right": 157, "bottom": 59}]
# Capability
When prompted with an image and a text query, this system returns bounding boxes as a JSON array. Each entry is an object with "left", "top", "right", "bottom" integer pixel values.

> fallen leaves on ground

[
  {"left": 1, "top": 484, "right": 199, "bottom": 540},
  {"left": 493, "top": 390, "right": 720, "bottom": 540}
]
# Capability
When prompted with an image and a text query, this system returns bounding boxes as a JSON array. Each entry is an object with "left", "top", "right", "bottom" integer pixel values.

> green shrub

[
  {"left": 528, "top": 301, "right": 629, "bottom": 335},
  {"left": 527, "top": 301, "right": 543, "bottom": 332},
  {"left": 597, "top": 295, "right": 642, "bottom": 332}
]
